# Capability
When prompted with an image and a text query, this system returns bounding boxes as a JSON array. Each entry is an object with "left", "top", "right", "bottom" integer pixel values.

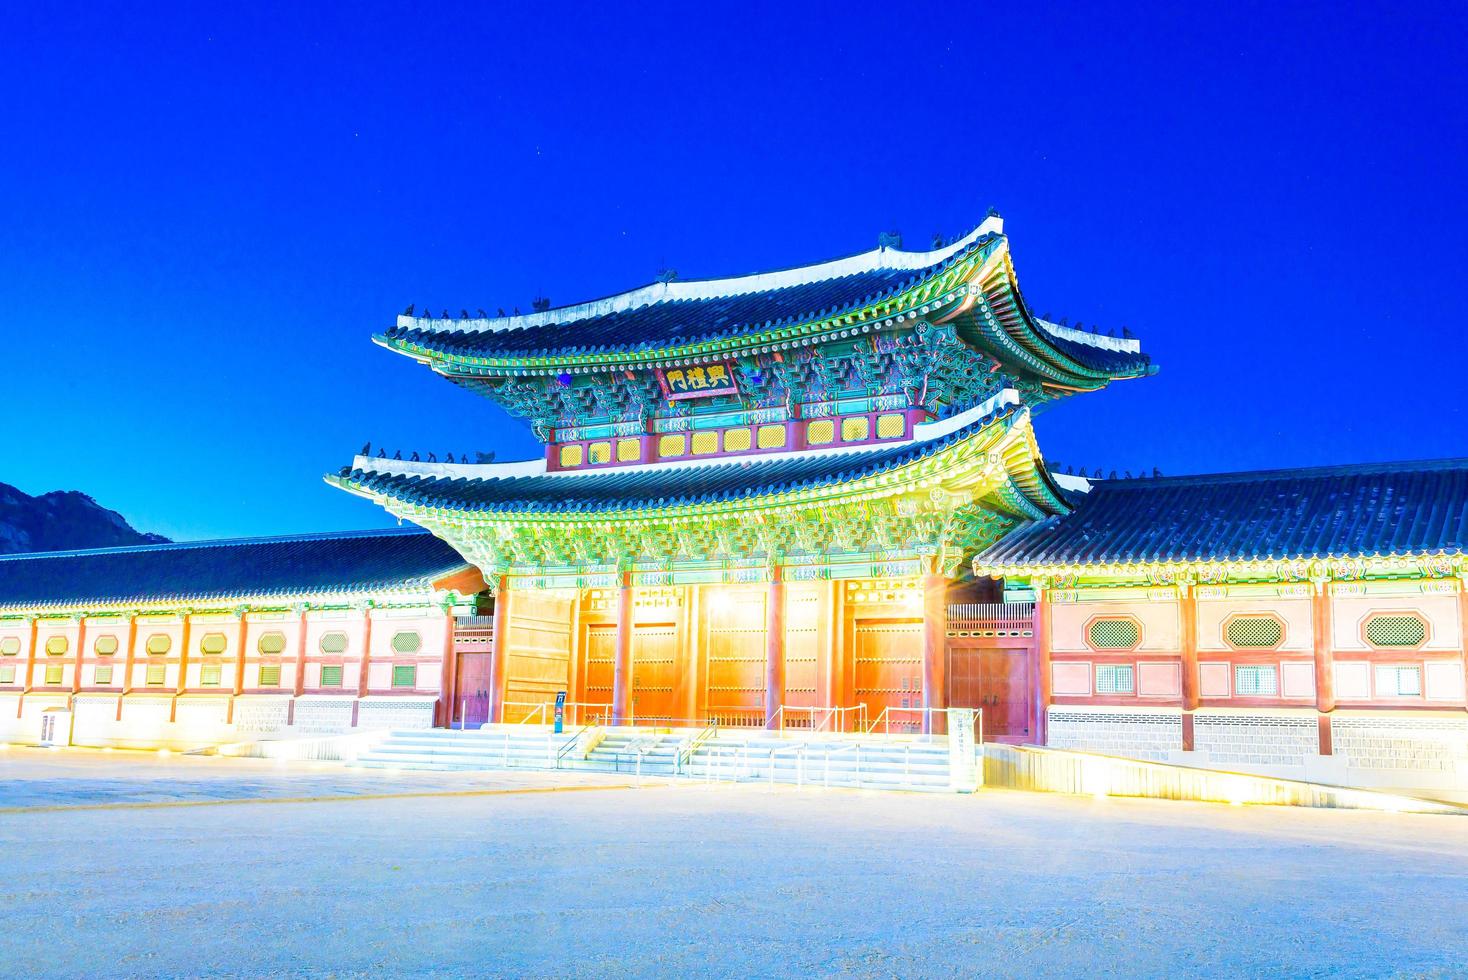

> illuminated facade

[{"left": 0, "top": 213, "right": 1462, "bottom": 796}]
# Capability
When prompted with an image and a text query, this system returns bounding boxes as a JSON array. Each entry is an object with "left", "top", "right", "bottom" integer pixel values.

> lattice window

[
  {"left": 1375, "top": 664, "right": 1422, "bottom": 697},
  {"left": 94, "top": 666, "right": 114, "bottom": 685},
  {"left": 146, "top": 634, "right": 171, "bottom": 656},
  {"left": 45, "top": 636, "right": 68, "bottom": 656},
  {"left": 587, "top": 441, "right": 612, "bottom": 464},
  {"left": 391, "top": 631, "right": 421, "bottom": 654},
  {"left": 0, "top": 667, "right": 14, "bottom": 684},
  {"left": 841, "top": 416, "right": 870, "bottom": 442},
  {"left": 1234, "top": 664, "right": 1278, "bottom": 697},
  {"left": 258, "top": 632, "right": 286, "bottom": 654},
  {"left": 806, "top": 420, "right": 835, "bottom": 445},
  {"left": 94, "top": 635, "right": 118, "bottom": 655},
  {"left": 723, "top": 428, "right": 752, "bottom": 453},
  {"left": 145, "top": 664, "right": 167, "bottom": 686},
  {"left": 757, "top": 425, "right": 786, "bottom": 449},
  {"left": 1365, "top": 614, "right": 1427, "bottom": 648},
  {"left": 1226, "top": 616, "right": 1283, "bottom": 648},
  {"left": 258, "top": 664, "right": 281, "bottom": 687},
  {"left": 1095, "top": 663, "right": 1135, "bottom": 694},
  {"left": 558, "top": 444, "right": 584, "bottom": 467},
  {"left": 1087, "top": 618, "right": 1139, "bottom": 650},
  {"left": 44, "top": 665, "right": 63, "bottom": 685},
  {"left": 319, "top": 632, "right": 348, "bottom": 654},
  {"left": 658, "top": 434, "right": 687, "bottom": 457},
  {"left": 0, "top": 637, "right": 17, "bottom": 655},
  {"left": 877, "top": 413, "right": 905, "bottom": 439},
  {"left": 199, "top": 664, "right": 222, "bottom": 686},
  {"left": 616, "top": 438, "right": 642, "bottom": 462},
  {"left": 392, "top": 665, "right": 417, "bottom": 688},
  {"left": 199, "top": 633, "right": 228, "bottom": 655},
  {"left": 691, "top": 431, "right": 719, "bottom": 455},
  {"left": 319, "top": 665, "right": 344, "bottom": 687}
]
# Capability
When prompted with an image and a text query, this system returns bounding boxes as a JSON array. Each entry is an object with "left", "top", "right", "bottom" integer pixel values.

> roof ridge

[
  {"left": 0, "top": 525, "right": 431, "bottom": 563},
  {"left": 1090, "top": 457, "right": 1468, "bottom": 491},
  {"left": 393, "top": 216, "right": 1004, "bottom": 336}
]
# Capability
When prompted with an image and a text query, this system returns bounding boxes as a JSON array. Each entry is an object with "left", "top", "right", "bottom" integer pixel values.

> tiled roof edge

[{"left": 0, "top": 525, "right": 432, "bottom": 564}]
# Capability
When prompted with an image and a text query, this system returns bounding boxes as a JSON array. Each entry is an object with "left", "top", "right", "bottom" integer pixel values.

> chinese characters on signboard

[{"left": 656, "top": 362, "right": 739, "bottom": 400}]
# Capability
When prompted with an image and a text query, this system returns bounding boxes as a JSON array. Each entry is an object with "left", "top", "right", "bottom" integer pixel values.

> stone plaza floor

[{"left": 0, "top": 748, "right": 1465, "bottom": 977}]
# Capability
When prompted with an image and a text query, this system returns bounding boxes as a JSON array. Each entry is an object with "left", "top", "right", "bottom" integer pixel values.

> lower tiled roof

[
  {"left": 976, "top": 458, "right": 1468, "bottom": 567},
  {"left": 0, "top": 527, "right": 472, "bottom": 611}
]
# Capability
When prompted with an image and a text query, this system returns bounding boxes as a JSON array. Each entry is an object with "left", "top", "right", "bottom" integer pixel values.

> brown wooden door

[
  {"left": 978, "top": 648, "right": 1030, "bottom": 741},
  {"left": 945, "top": 644, "right": 1031, "bottom": 741},
  {"left": 853, "top": 622, "right": 923, "bottom": 732},
  {"left": 454, "top": 653, "right": 495, "bottom": 728},
  {"left": 581, "top": 625, "right": 616, "bottom": 724},
  {"left": 632, "top": 624, "right": 677, "bottom": 724}
]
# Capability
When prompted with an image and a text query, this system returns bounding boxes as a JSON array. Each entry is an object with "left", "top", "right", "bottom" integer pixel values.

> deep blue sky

[{"left": 2, "top": 1, "right": 1464, "bottom": 542}]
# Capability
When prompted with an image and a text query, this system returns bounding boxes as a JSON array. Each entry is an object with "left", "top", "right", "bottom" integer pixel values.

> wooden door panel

[
  {"left": 854, "top": 622, "right": 923, "bottom": 731},
  {"left": 454, "top": 653, "right": 494, "bottom": 728},
  {"left": 581, "top": 625, "right": 616, "bottom": 723},
  {"left": 632, "top": 624, "right": 677, "bottom": 724}
]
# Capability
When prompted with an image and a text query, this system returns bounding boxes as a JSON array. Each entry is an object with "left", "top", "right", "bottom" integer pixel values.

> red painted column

[
  {"left": 920, "top": 572, "right": 946, "bottom": 735},
  {"left": 1179, "top": 584, "right": 1198, "bottom": 751},
  {"left": 1032, "top": 587, "right": 1051, "bottom": 746},
  {"left": 357, "top": 605, "right": 374, "bottom": 697},
  {"left": 488, "top": 576, "right": 512, "bottom": 723},
  {"left": 765, "top": 567, "right": 786, "bottom": 730},
  {"left": 611, "top": 571, "right": 633, "bottom": 726},
  {"left": 71, "top": 615, "right": 88, "bottom": 699},
  {"left": 438, "top": 605, "right": 456, "bottom": 728},
  {"left": 1312, "top": 580, "right": 1336, "bottom": 754},
  {"left": 170, "top": 612, "right": 192, "bottom": 722},
  {"left": 229, "top": 609, "right": 248, "bottom": 723},
  {"left": 1459, "top": 583, "right": 1468, "bottom": 715},
  {"left": 117, "top": 613, "right": 137, "bottom": 720},
  {"left": 17, "top": 616, "right": 37, "bottom": 718}
]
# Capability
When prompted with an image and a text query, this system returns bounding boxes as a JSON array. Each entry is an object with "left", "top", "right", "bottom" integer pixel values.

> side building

[
  {"left": 973, "top": 458, "right": 1468, "bottom": 796},
  {"left": 0, "top": 528, "right": 485, "bottom": 748}
]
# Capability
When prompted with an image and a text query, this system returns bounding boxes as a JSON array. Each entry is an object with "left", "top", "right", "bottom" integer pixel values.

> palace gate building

[{"left": 1, "top": 213, "right": 1464, "bottom": 795}]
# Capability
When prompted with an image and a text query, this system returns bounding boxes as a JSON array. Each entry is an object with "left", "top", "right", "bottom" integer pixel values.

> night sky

[{"left": 2, "top": 1, "right": 1464, "bottom": 543}]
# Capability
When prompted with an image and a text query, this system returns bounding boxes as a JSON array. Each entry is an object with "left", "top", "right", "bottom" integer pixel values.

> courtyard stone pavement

[{"left": 0, "top": 747, "right": 1465, "bottom": 977}]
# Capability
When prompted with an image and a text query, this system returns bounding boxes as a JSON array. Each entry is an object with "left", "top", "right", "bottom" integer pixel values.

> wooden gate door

[
  {"left": 853, "top": 622, "right": 923, "bottom": 732},
  {"left": 453, "top": 653, "right": 494, "bottom": 728},
  {"left": 631, "top": 624, "right": 677, "bottom": 725},
  {"left": 581, "top": 625, "right": 616, "bottom": 724},
  {"left": 979, "top": 648, "right": 1030, "bottom": 741}
]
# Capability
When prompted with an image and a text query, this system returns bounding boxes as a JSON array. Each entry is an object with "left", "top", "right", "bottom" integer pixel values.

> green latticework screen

[
  {"left": 1227, "top": 616, "right": 1283, "bottom": 648},
  {"left": 391, "top": 631, "right": 422, "bottom": 654},
  {"left": 1088, "top": 619, "right": 1139, "bottom": 649},
  {"left": 1365, "top": 615, "right": 1426, "bottom": 647}
]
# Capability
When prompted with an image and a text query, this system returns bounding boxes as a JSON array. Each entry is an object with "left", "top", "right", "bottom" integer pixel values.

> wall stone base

[{"left": 1046, "top": 706, "right": 1468, "bottom": 798}]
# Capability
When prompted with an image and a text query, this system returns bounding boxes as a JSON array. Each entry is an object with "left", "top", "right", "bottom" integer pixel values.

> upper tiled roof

[
  {"left": 0, "top": 527, "right": 473, "bottom": 611},
  {"left": 383, "top": 229, "right": 999, "bottom": 360},
  {"left": 334, "top": 399, "right": 1048, "bottom": 517},
  {"left": 975, "top": 458, "right": 1468, "bottom": 568}
]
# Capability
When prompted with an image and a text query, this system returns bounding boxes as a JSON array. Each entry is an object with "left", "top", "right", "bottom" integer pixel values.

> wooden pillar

[
  {"left": 612, "top": 571, "right": 633, "bottom": 726},
  {"left": 1032, "top": 587, "right": 1051, "bottom": 746},
  {"left": 563, "top": 592, "right": 581, "bottom": 724},
  {"left": 1179, "top": 584, "right": 1198, "bottom": 751},
  {"left": 1313, "top": 579, "right": 1336, "bottom": 754},
  {"left": 71, "top": 615, "right": 88, "bottom": 698},
  {"left": 1459, "top": 582, "right": 1468, "bottom": 715},
  {"left": 169, "top": 612, "right": 192, "bottom": 722},
  {"left": 289, "top": 604, "right": 308, "bottom": 726},
  {"left": 680, "top": 585, "right": 700, "bottom": 725},
  {"left": 920, "top": 572, "right": 946, "bottom": 735},
  {"left": 117, "top": 613, "right": 138, "bottom": 720},
  {"left": 227, "top": 609, "right": 248, "bottom": 723},
  {"left": 438, "top": 605, "right": 456, "bottom": 728},
  {"left": 765, "top": 567, "right": 786, "bottom": 730},
  {"left": 487, "top": 577, "right": 512, "bottom": 723},
  {"left": 357, "top": 605, "right": 374, "bottom": 698},
  {"left": 816, "top": 580, "right": 837, "bottom": 714}
]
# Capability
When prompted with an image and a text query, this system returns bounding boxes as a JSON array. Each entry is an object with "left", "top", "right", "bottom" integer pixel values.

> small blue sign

[{"left": 554, "top": 690, "right": 567, "bottom": 734}]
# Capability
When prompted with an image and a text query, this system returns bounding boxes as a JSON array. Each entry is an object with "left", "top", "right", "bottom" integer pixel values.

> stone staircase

[{"left": 350, "top": 724, "right": 963, "bottom": 792}]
